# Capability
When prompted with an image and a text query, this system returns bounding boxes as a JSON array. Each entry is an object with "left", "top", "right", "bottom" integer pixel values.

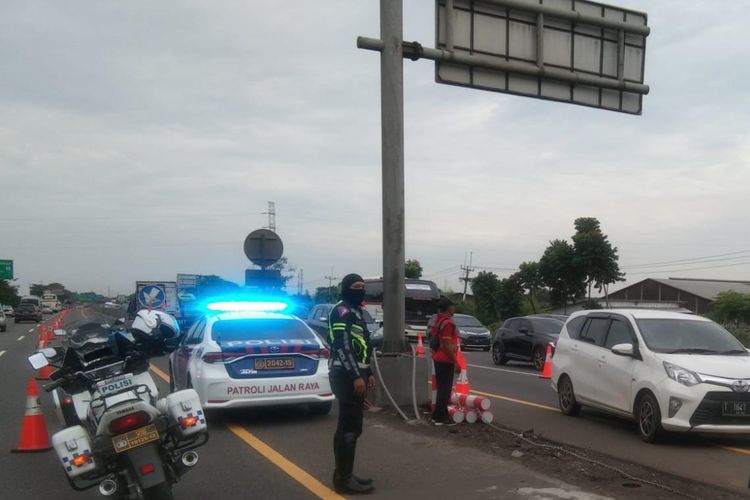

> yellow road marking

[
  {"left": 150, "top": 363, "right": 170, "bottom": 383},
  {"left": 149, "top": 364, "right": 343, "bottom": 499},
  {"left": 471, "top": 389, "right": 560, "bottom": 412},
  {"left": 471, "top": 387, "right": 750, "bottom": 458},
  {"left": 226, "top": 424, "right": 344, "bottom": 499}
]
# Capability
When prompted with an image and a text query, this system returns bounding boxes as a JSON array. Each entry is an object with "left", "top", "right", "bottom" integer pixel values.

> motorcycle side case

[
  {"left": 52, "top": 425, "right": 97, "bottom": 478},
  {"left": 162, "top": 389, "right": 207, "bottom": 437}
]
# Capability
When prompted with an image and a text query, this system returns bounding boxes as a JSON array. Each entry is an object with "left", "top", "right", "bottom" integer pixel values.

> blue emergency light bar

[{"left": 205, "top": 300, "right": 290, "bottom": 313}]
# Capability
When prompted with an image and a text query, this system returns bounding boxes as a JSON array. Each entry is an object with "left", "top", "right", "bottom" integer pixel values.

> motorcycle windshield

[{"left": 213, "top": 318, "right": 322, "bottom": 379}]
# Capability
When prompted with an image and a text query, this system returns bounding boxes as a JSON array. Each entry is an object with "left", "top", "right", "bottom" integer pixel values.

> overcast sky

[{"left": 1, "top": 0, "right": 749, "bottom": 297}]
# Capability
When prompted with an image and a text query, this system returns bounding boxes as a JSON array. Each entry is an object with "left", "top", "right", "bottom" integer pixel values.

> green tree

[
  {"left": 517, "top": 261, "right": 543, "bottom": 313},
  {"left": 0, "top": 279, "right": 20, "bottom": 306},
  {"left": 713, "top": 292, "right": 750, "bottom": 326},
  {"left": 269, "top": 257, "right": 294, "bottom": 287},
  {"left": 497, "top": 275, "right": 525, "bottom": 320},
  {"left": 196, "top": 275, "right": 239, "bottom": 299},
  {"left": 572, "top": 217, "right": 624, "bottom": 302},
  {"left": 405, "top": 259, "right": 423, "bottom": 279},
  {"left": 539, "top": 239, "right": 586, "bottom": 312},
  {"left": 470, "top": 271, "right": 501, "bottom": 325}
]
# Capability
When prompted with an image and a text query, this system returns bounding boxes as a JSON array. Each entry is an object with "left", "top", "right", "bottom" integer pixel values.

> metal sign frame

[{"left": 434, "top": 0, "right": 649, "bottom": 114}]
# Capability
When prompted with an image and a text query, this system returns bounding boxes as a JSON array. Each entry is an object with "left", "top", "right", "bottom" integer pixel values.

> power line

[
  {"left": 622, "top": 249, "right": 750, "bottom": 269},
  {"left": 626, "top": 259, "right": 750, "bottom": 276},
  {"left": 460, "top": 252, "right": 475, "bottom": 301}
]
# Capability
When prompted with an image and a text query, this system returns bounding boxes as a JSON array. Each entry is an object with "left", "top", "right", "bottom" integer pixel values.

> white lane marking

[
  {"left": 0, "top": 350, "right": 5, "bottom": 358},
  {"left": 467, "top": 363, "right": 540, "bottom": 378},
  {"left": 28, "top": 328, "right": 34, "bottom": 333},
  {"left": 17, "top": 335, "right": 25, "bottom": 341}
]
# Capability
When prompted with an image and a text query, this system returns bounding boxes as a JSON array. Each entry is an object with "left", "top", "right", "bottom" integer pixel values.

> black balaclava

[{"left": 341, "top": 273, "right": 365, "bottom": 307}]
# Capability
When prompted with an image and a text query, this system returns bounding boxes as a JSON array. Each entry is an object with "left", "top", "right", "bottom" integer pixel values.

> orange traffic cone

[
  {"left": 540, "top": 343, "right": 554, "bottom": 379},
  {"left": 36, "top": 363, "right": 54, "bottom": 381},
  {"left": 455, "top": 368, "right": 471, "bottom": 395},
  {"left": 416, "top": 333, "right": 425, "bottom": 358},
  {"left": 11, "top": 378, "right": 52, "bottom": 453}
]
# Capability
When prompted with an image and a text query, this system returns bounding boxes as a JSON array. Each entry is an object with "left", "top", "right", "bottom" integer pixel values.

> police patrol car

[{"left": 168, "top": 300, "right": 335, "bottom": 414}]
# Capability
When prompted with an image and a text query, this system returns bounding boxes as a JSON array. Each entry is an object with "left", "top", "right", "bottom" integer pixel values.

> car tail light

[
  {"left": 315, "top": 348, "right": 330, "bottom": 359},
  {"left": 140, "top": 463, "right": 155, "bottom": 475},
  {"left": 180, "top": 416, "right": 199, "bottom": 429},
  {"left": 72, "top": 453, "right": 92, "bottom": 468},
  {"left": 201, "top": 352, "right": 246, "bottom": 364},
  {"left": 109, "top": 411, "right": 151, "bottom": 434}
]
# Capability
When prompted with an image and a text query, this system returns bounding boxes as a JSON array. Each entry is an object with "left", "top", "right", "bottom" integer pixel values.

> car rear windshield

[
  {"left": 530, "top": 318, "right": 564, "bottom": 334},
  {"left": 211, "top": 318, "right": 317, "bottom": 342},
  {"left": 636, "top": 319, "right": 747, "bottom": 354},
  {"left": 454, "top": 316, "right": 483, "bottom": 328}
]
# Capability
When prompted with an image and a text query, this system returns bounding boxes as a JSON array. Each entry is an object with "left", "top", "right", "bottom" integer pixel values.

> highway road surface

[{"left": 1, "top": 309, "right": 748, "bottom": 499}]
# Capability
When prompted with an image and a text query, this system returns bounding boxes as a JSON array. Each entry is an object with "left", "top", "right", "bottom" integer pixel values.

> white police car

[{"left": 169, "top": 301, "right": 334, "bottom": 414}]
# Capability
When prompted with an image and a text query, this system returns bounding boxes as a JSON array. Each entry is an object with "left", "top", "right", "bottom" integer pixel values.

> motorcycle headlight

[{"left": 663, "top": 361, "right": 701, "bottom": 387}]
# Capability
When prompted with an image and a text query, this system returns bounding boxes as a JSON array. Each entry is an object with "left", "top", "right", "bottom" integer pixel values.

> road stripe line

[
  {"left": 148, "top": 364, "right": 342, "bottom": 499},
  {"left": 17, "top": 335, "right": 24, "bottom": 341},
  {"left": 28, "top": 328, "right": 34, "bottom": 333},
  {"left": 471, "top": 389, "right": 559, "bottom": 412},
  {"left": 472, "top": 388, "right": 750, "bottom": 460},
  {"left": 0, "top": 351, "right": 5, "bottom": 358},
  {"left": 226, "top": 424, "right": 343, "bottom": 499},
  {"left": 467, "top": 363, "right": 540, "bottom": 377}
]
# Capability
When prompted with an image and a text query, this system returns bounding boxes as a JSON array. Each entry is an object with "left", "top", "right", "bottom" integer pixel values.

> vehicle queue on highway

[{"left": 9, "top": 286, "right": 750, "bottom": 499}]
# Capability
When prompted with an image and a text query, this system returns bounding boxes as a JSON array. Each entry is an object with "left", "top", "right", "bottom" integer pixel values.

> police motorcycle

[{"left": 28, "top": 310, "right": 208, "bottom": 500}]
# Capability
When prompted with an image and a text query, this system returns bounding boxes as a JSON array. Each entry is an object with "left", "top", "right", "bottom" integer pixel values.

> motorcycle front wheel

[{"left": 142, "top": 482, "right": 174, "bottom": 500}]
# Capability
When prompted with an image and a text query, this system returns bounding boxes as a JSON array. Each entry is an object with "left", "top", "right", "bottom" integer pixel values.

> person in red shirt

[{"left": 430, "top": 297, "right": 461, "bottom": 425}]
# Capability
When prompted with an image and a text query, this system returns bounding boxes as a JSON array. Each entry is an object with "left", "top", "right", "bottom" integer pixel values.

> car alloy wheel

[
  {"left": 637, "top": 393, "right": 663, "bottom": 443},
  {"left": 558, "top": 376, "right": 581, "bottom": 416},
  {"left": 532, "top": 347, "right": 546, "bottom": 371},
  {"left": 492, "top": 343, "right": 507, "bottom": 365}
]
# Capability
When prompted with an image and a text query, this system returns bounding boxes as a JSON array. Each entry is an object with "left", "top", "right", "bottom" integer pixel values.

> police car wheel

[{"left": 309, "top": 402, "right": 333, "bottom": 416}]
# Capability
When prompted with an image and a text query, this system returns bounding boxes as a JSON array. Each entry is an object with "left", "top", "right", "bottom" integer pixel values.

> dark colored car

[
  {"left": 306, "top": 303, "right": 380, "bottom": 348},
  {"left": 453, "top": 314, "right": 491, "bottom": 351},
  {"left": 491, "top": 316, "right": 565, "bottom": 371},
  {"left": 15, "top": 303, "right": 42, "bottom": 323}
]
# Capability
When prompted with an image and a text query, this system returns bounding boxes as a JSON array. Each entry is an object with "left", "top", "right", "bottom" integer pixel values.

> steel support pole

[{"left": 380, "top": 0, "right": 406, "bottom": 353}]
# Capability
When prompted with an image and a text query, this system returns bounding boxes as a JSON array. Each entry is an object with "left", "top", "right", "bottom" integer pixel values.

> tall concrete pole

[{"left": 380, "top": 0, "right": 406, "bottom": 353}]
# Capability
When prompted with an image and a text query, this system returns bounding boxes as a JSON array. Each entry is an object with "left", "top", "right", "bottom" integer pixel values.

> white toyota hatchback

[
  {"left": 552, "top": 310, "right": 750, "bottom": 442},
  {"left": 169, "top": 301, "right": 335, "bottom": 414}
]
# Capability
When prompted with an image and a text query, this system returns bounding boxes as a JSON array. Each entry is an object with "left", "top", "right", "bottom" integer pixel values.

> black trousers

[
  {"left": 433, "top": 361, "right": 455, "bottom": 421},
  {"left": 330, "top": 368, "right": 365, "bottom": 479}
]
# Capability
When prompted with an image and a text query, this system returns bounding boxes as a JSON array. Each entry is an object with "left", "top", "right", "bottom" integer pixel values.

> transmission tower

[{"left": 262, "top": 201, "right": 277, "bottom": 232}]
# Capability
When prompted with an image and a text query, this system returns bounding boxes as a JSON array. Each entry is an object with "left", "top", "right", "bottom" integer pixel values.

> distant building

[{"left": 607, "top": 278, "right": 750, "bottom": 315}]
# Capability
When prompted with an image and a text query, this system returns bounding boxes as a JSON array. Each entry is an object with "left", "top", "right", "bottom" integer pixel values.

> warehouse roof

[{"left": 649, "top": 278, "right": 750, "bottom": 301}]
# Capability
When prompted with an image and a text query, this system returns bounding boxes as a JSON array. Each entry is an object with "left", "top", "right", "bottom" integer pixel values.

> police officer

[{"left": 329, "top": 273, "right": 375, "bottom": 494}]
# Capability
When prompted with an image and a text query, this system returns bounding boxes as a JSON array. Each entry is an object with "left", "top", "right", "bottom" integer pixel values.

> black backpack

[{"left": 429, "top": 317, "right": 450, "bottom": 351}]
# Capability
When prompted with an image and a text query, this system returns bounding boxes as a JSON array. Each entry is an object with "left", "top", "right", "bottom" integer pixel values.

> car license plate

[
  {"left": 722, "top": 401, "right": 750, "bottom": 417},
  {"left": 112, "top": 424, "right": 159, "bottom": 453},
  {"left": 255, "top": 357, "right": 294, "bottom": 370},
  {"left": 97, "top": 374, "right": 135, "bottom": 396}
]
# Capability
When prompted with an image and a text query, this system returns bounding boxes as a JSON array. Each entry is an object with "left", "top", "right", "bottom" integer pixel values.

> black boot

[{"left": 333, "top": 433, "right": 374, "bottom": 494}]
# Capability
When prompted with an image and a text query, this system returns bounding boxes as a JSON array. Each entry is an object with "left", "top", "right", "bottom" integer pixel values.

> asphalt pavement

[
  {"left": 2, "top": 309, "right": 628, "bottom": 500},
  {"left": 461, "top": 349, "right": 750, "bottom": 495}
]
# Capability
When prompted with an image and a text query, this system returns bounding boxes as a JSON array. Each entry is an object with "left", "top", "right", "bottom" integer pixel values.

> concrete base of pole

[{"left": 371, "top": 353, "right": 430, "bottom": 410}]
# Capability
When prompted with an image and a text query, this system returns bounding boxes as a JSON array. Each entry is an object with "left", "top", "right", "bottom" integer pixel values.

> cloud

[{"left": 0, "top": 0, "right": 748, "bottom": 296}]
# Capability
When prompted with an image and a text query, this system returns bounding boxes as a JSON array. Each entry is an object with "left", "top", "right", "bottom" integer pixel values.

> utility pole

[
  {"left": 325, "top": 268, "right": 338, "bottom": 302},
  {"left": 460, "top": 251, "right": 474, "bottom": 302},
  {"left": 379, "top": 0, "right": 406, "bottom": 353},
  {"left": 262, "top": 201, "right": 277, "bottom": 232},
  {"left": 297, "top": 269, "right": 304, "bottom": 295}
]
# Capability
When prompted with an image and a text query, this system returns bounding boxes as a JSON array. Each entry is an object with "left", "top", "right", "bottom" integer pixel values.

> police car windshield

[{"left": 211, "top": 318, "right": 316, "bottom": 342}]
